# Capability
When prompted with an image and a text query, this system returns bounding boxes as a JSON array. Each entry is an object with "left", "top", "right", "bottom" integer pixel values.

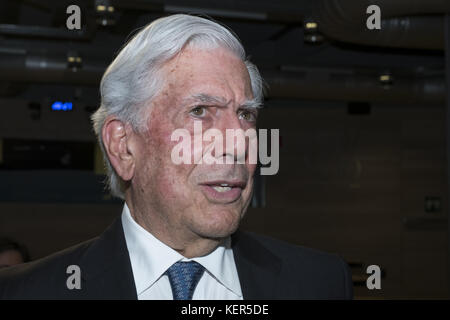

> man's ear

[{"left": 102, "top": 117, "right": 136, "bottom": 181}]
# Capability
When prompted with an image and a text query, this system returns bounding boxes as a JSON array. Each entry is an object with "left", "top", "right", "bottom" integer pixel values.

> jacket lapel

[
  {"left": 76, "top": 218, "right": 282, "bottom": 300},
  {"left": 231, "top": 230, "right": 282, "bottom": 300},
  {"left": 78, "top": 217, "right": 137, "bottom": 300}
]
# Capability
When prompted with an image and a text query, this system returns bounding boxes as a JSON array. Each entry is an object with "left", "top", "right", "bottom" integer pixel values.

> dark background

[{"left": 0, "top": 0, "right": 449, "bottom": 299}]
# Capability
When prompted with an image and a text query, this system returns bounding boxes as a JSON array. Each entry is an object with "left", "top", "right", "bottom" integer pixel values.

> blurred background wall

[{"left": 0, "top": 0, "right": 449, "bottom": 299}]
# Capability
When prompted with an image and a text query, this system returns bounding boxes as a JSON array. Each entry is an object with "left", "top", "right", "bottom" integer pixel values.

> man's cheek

[
  {"left": 247, "top": 162, "right": 257, "bottom": 174},
  {"left": 243, "top": 178, "right": 254, "bottom": 197},
  {"left": 162, "top": 164, "right": 194, "bottom": 193},
  {"left": 155, "top": 173, "right": 182, "bottom": 203}
]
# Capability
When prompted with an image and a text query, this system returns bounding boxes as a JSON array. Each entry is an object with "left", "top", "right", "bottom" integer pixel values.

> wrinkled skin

[{"left": 104, "top": 46, "right": 258, "bottom": 257}]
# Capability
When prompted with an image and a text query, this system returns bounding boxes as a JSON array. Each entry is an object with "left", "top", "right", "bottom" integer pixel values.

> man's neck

[{"left": 125, "top": 199, "right": 223, "bottom": 258}]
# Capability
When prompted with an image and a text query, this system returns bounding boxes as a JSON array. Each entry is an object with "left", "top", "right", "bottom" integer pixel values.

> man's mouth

[
  {"left": 199, "top": 180, "right": 246, "bottom": 202},
  {"left": 212, "top": 184, "right": 233, "bottom": 192}
]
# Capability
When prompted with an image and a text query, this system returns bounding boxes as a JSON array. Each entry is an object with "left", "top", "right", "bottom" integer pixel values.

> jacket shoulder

[
  {"left": 238, "top": 231, "right": 353, "bottom": 299},
  {"left": 0, "top": 237, "right": 97, "bottom": 299},
  {"left": 244, "top": 231, "right": 343, "bottom": 263}
]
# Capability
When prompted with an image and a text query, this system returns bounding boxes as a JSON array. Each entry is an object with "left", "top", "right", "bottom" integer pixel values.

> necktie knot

[{"left": 166, "top": 261, "right": 205, "bottom": 300}]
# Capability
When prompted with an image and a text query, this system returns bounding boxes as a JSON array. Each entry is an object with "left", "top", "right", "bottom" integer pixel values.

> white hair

[{"left": 91, "top": 14, "right": 264, "bottom": 199}]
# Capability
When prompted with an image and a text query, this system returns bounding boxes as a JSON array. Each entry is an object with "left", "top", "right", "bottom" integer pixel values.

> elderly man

[{"left": 0, "top": 14, "right": 352, "bottom": 300}]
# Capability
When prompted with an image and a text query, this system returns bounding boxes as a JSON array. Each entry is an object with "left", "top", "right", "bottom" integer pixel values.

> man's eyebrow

[
  {"left": 183, "top": 93, "right": 228, "bottom": 106},
  {"left": 239, "top": 98, "right": 263, "bottom": 109},
  {"left": 184, "top": 93, "right": 262, "bottom": 109}
]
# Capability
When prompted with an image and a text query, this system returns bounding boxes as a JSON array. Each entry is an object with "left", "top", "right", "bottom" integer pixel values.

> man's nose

[{"left": 214, "top": 111, "right": 248, "bottom": 163}]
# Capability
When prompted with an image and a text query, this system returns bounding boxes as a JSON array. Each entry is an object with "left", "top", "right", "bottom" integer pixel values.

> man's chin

[{"left": 196, "top": 214, "right": 241, "bottom": 239}]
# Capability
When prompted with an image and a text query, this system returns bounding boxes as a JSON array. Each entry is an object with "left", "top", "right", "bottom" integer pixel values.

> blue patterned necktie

[{"left": 166, "top": 261, "right": 205, "bottom": 300}]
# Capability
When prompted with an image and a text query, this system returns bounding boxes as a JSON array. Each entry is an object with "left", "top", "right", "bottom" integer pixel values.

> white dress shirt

[{"left": 121, "top": 203, "right": 243, "bottom": 300}]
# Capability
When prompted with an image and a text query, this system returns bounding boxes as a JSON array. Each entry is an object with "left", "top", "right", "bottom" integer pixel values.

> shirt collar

[
  {"left": 189, "top": 237, "right": 242, "bottom": 297},
  {"left": 121, "top": 203, "right": 242, "bottom": 297}
]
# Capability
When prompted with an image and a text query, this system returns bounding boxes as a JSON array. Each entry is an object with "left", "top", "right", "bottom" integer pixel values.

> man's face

[
  {"left": 130, "top": 46, "right": 257, "bottom": 242},
  {"left": 0, "top": 249, "right": 24, "bottom": 268}
]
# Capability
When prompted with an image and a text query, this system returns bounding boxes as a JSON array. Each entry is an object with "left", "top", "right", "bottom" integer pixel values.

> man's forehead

[
  {"left": 159, "top": 48, "right": 256, "bottom": 108},
  {"left": 165, "top": 46, "right": 248, "bottom": 82}
]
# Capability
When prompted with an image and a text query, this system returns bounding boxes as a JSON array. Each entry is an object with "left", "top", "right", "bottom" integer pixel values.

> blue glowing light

[{"left": 52, "top": 101, "right": 72, "bottom": 111}]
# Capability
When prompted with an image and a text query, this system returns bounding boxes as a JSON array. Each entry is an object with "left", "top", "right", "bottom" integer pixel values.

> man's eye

[
  {"left": 239, "top": 110, "right": 257, "bottom": 122},
  {"left": 190, "top": 106, "right": 206, "bottom": 117}
]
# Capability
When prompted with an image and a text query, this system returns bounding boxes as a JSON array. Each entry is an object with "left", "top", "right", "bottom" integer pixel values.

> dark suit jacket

[{"left": 0, "top": 217, "right": 353, "bottom": 299}]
